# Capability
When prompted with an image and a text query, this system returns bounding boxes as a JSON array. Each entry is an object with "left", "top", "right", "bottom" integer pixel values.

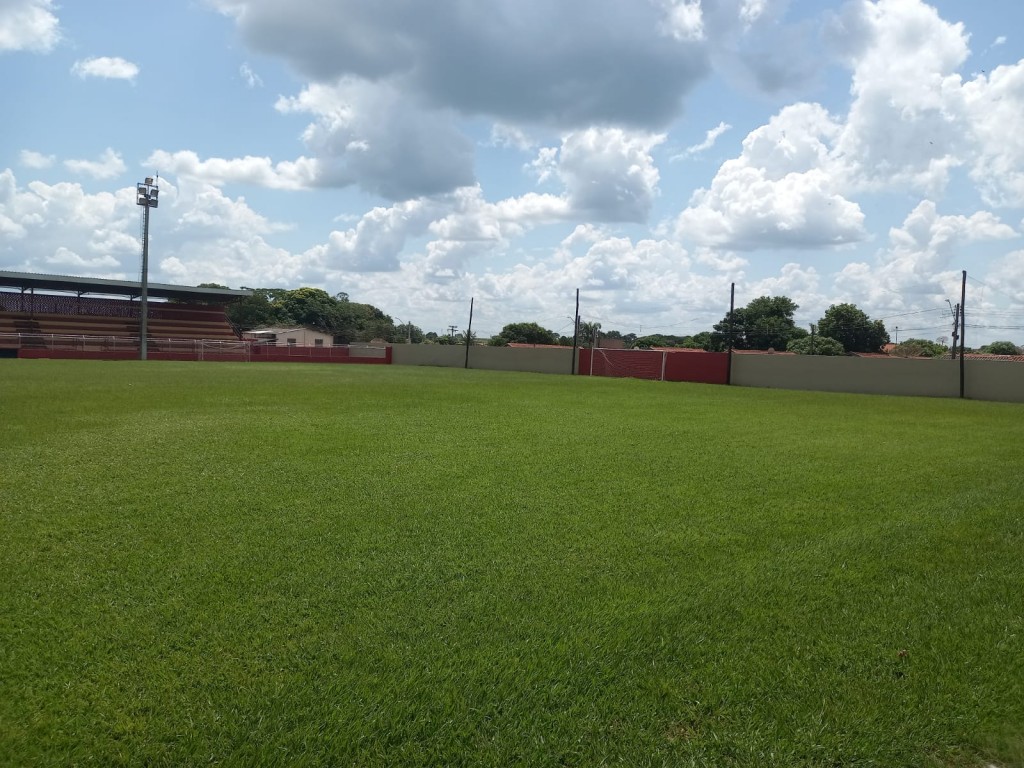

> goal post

[{"left": 591, "top": 349, "right": 666, "bottom": 381}]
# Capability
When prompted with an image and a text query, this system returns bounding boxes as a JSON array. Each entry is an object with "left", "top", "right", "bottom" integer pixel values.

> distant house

[{"left": 242, "top": 326, "right": 334, "bottom": 347}]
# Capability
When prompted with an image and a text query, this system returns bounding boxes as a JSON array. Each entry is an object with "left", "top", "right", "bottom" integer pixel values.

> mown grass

[{"left": 1, "top": 359, "right": 1022, "bottom": 767}]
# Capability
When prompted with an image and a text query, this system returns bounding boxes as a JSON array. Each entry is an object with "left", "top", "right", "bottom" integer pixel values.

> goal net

[
  {"left": 590, "top": 349, "right": 666, "bottom": 381},
  {"left": 195, "top": 339, "right": 251, "bottom": 361}
]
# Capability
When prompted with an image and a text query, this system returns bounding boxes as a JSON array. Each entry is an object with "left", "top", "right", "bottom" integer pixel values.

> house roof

[
  {"left": 963, "top": 353, "right": 1024, "bottom": 363},
  {"left": 507, "top": 343, "right": 572, "bottom": 349},
  {"left": 244, "top": 326, "right": 328, "bottom": 335}
]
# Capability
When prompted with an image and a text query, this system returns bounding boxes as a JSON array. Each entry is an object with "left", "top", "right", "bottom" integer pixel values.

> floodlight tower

[{"left": 136, "top": 177, "right": 159, "bottom": 360}]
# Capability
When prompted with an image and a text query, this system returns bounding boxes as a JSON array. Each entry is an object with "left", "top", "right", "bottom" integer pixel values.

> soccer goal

[
  {"left": 590, "top": 349, "right": 667, "bottom": 381},
  {"left": 196, "top": 339, "right": 251, "bottom": 361}
]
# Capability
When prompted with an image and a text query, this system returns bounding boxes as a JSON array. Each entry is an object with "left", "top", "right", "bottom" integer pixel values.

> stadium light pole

[{"left": 136, "top": 177, "right": 159, "bottom": 360}]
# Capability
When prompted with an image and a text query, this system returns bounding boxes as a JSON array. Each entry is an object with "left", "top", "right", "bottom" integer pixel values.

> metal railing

[
  {"left": 0, "top": 332, "right": 249, "bottom": 356},
  {"left": 0, "top": 333, "right": 390, "bottom": 360}
]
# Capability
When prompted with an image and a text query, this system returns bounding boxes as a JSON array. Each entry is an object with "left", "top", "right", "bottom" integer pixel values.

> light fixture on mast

[{"left": 136, "top": 176, "right": 159, "bottom": 360}]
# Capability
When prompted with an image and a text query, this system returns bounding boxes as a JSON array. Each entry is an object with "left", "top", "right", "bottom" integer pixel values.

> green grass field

[{"left": 1, "top": 360, "right": 1022, "bottom": 767}]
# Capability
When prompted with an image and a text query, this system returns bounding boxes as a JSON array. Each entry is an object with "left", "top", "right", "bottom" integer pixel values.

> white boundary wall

[
  {"left": 732, "top": 355, "right": 1024, "bottom": 402},
  {"left": 965, "top": 360, "right": 1024, "bottom": 403},
  {"left": 389, "top": 345, "right": 1024, "bottom": 403}
]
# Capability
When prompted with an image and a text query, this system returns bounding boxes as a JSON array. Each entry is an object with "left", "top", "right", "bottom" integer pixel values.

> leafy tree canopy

[
  {"left": 980, "top": 340, "right": 1020, "bottom": 355},
  {"left": 816, "top": 303, "right": 889, "bottom": 353},
  {"left": 224, "top": 286, "right": 406, "bottom": 343},
  {"left": 578, "top": 321, "right": 601, "bottom": 345},
  {"left": 787, "top": 335, "right": 845, "bottom": 355},
  {"left": 891, "top": 338, "right": 948, "bottom": 358},
  {"left": 689, "top": 331, "right": 713, "bottom": 350},
  {"left": 634, "top": 334, "right": 677, "bottom": 349},
  {"left": 709, "top": 295, "right": 806, "bottom": 351},
  {"left": 490, "top": 322, "right": 558, "bottom": 346}
]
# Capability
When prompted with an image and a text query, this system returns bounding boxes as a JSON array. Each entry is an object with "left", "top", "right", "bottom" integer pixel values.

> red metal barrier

[
  {"left": 17, "top": 347, "right": 393, "bottom": 365},
  {"left": 578, "top": 349, "right": 728, "bottom": 384},
  {"left": 664, "top": 350, "right": 728, "bottom": 383}
]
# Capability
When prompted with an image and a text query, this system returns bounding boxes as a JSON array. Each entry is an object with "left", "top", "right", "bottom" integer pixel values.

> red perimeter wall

[
  {"left": 17, "top": 347, "right": 392, "bottom": 364},
  {"left": 579, "top": 349, "right": 728, "bottom": 384}
]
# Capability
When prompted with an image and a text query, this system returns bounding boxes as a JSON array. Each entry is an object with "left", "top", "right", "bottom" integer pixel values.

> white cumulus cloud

[
  {"left": 530, "top": 129, "right": 665, "bottom": 223},
  {"left": 71, "top": 56, "right": 139, "bottom": 81},
  {"left": 676, "top": 103, "right": 865, "bottom": 249},
  {"left": 146, "top": 150, "right": 318, "bottom": 191},
  {"left": 19, "top": 149, "right": 55, "bottom": 169},
  {"left": 836, "top": 200, "right": 1018, "bottom": 311},
  {"left": 64, "top": 148, "right": 126, "bottom": 180},
  {"left": 676, "top": 121, "right": 733, "bottom": 159},
  {"left": 0, "top": 0, "right": 59, "bottom": 52},
  {"left": 276, "top": 80, "right": 475, "bottom": 200}
]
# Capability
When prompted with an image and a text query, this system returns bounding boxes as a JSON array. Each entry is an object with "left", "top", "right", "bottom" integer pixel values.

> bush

[
  {"left": 786, "top": 336, "right": 845, "bottom": 355},
  {"left": 980, "top": 341, "right": 1020, "bottom": 356}
]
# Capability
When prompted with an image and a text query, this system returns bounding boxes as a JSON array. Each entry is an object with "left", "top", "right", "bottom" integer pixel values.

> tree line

[
  {"left": 214, "top": 284, "right": 1019, "bottom": 354},
  {"left": 488, "top": 298, "right": 1021, "bottom": 356}
]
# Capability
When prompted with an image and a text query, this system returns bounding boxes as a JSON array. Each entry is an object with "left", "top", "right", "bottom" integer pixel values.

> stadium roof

[{"left": 0, "top": 270, "right": 252, "bottom": 302}]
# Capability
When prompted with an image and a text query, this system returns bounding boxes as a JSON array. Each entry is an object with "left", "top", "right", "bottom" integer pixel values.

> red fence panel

[
  {"left": 578, "top": 349, "right": 728, "bottom": 384},
  {"left": 664, "top": 351, "right": 729, "bottom": 384}
]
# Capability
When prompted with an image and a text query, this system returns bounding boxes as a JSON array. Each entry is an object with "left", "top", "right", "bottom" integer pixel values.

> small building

[{"left": 243, "top": 326, "right": 334, "bottom": 347}]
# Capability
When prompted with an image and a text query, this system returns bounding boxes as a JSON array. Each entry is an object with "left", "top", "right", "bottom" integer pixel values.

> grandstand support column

[{"left": 136, "top": 177, "right": 160, "bottom": 360}]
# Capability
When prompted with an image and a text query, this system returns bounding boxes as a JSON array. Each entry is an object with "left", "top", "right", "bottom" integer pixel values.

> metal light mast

[{"left": 136, "top": 177, "right": 159, "bottom": 360}]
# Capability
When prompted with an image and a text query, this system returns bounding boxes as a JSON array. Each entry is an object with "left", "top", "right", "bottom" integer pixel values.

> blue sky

[{"left": 2, "top": 0, "right": 1024, "bottom": 343}]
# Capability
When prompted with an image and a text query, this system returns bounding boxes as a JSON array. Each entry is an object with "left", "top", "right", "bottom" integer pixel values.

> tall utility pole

[
  {"left": 571, "top": 288, "right": 579, "bottom": 375},
  {"left": 950, "top": 304, "right": 960, "bottom": 360},
  {"left": 810, "top": 324, "right": 816, "bottom": 355},
  {"left": 464, "top": 298, "right": 474, "bottom": 370},
  {"left": 959, "top": 270, "right": 967, "bottom": 399},
  {"left": 136, "top": 177, "right": 159, "bottom": 360},
  {"left": 726, "top": 282, "right": 735, "bottom": 385},
  {"left": 447, "top": 325, "right": 458, "bottom": 339}
]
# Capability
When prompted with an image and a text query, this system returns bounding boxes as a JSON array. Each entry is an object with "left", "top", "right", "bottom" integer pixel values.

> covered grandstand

[
  {"left": 0, "top": 271, "right": 251, "bottom": 360},
  {"left": 0, "top": 271, "right": 392, "bottom": 365}
]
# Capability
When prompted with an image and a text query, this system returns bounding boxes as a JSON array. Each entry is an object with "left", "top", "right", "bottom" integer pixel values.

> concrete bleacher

[{"left": 0, "top": 293, "right": 239, "bottom": 346}]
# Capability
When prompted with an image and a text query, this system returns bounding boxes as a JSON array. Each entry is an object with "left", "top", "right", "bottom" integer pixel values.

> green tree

[
  {"left": 688, "top": 331, "right": 712, "bottom": 350},
  {"left": 577, "top": 321, "right": 602, "bottom": 346},
  {"left": 390, "top": 322, "right": 424, "bottom": 344},
  {"left": 980, "top": 340, "right": 1020, "bottom": 355},
  {"left": 490, "top": 322, "right": 558, "bottom": 346},
  {"left": 224, "top": 286, "right": 399, "bottom": 342},
  {"left": 816, "top": 303, "right": 889, "bottom": 353},
  {"left": 277, "top": 288, "right": 338, "bottom": 332},
  {"left": 787, "top": 335, "right": 845, "bottom": 355},
  {"left": 709, "top": 296, "right": 806, "bottom": 351},
  {"left": 891, "top": 338, "right": 947, "bottom": 358},
  {"left": 225, "top": 289, "right": 286, "bottom": 332},
  {"left": 634, "top": 334, "right": 676, "bottom": 349}
]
